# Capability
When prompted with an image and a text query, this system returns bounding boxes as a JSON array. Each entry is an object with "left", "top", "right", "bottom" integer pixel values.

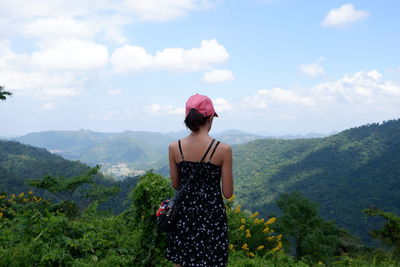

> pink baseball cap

[{"left": 185, "top": 94, "right": 218, "bottom": 117}]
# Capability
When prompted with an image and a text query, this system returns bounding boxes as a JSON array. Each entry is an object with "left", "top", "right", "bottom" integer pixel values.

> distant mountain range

[{"left": 12, "top": 129, "right": 328, "bottom": 178}]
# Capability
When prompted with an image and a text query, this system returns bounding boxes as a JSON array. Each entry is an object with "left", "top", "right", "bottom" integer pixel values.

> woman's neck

[{"left": 189, "top": 127, "right": 210, "bottom": 137}]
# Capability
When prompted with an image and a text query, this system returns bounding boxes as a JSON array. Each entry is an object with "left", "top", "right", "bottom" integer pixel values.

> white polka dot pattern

[{"left": 166, "top": 161, "right": 228, "bottom": 267}]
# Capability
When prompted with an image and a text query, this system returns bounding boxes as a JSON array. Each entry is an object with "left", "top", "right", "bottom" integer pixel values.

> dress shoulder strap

[
  {"left": 208, "top": 141, "right": 220, "bottom": 162},
  {"left": 178, "top": 139, "right": 184, "bottom": 161},
  {"left": 199, "top": 139, "right": 215, "bottom": 162}
]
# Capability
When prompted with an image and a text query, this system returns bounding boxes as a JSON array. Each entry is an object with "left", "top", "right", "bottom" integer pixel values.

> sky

[{"left": 1, "top": 0, "right": 400, "bottom": 137}]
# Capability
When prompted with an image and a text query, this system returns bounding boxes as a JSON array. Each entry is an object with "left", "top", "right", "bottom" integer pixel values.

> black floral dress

[{"left": 166, "top": 139, "right": 229, "bottom": 267}]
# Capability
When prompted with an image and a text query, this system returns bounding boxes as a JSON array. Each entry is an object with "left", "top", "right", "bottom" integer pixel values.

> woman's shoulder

[
  {"left": 215, "top": 141, "right": 231, "bottom": 152},
  {"left": 168, "top": 140, "right": 179, "bottom": 152}
]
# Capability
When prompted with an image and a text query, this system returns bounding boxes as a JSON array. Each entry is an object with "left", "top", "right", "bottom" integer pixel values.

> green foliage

[
  {"left": 364, "top": 208, "right": 400, "bottom": 257},
  {"left": 1, "top": 170, "right": 400, "bottom": 266},
  {"left": 276, "top": 192, "right": 341, "bottom": 264},
  {"left": 27, "top": 166, "right": 102, "bottom": 218},
  {"left": 225, "top": 196, "right": 283, "bottom": 258},
  {"left": 0, "top": 85, "right": 12, "bottom": 101},
  {"left": 227, "top": 251, "right": 309, "bottom": 267},
  {"left": 127, "top": 170, "right": 174, "bottom": 266}
]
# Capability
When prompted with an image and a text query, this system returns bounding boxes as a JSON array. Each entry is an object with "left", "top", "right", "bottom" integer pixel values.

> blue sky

[{"left": 1, "top": 0, "right": 399, "bottom": 136}]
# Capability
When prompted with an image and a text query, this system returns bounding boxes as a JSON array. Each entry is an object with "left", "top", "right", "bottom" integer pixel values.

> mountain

[
  {"left": 0, "top": 139, "right": 139, "bottom": 212},
  {"left": 12, "top": 130, "right": 174, "bottom": 177},
  {"left": 0, "top": 139, "right": 92, "bottom": 193},
  {"left": 11, "top": 129, "right": 339, "bottom": 180},
  {"left": 233, "top": 119, "right": 400, "bottom": 244},
  {"left": 213, "top": 129, "right": 264, "bottom": 145},
  {"left": 12, "top": 129, "right": 264, "bottom": 178}
]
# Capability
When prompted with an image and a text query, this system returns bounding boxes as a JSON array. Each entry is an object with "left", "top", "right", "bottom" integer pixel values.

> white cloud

[
  {"left": 111, "top": 39, "right": 229, "bottom": 73},
  {"left": 122, "top": 0, "right": 214, "bottom": 22},
  {"left": 242, "top": 70, "right": 400, "bottom": 114},
  {"left": 108, "top": 89, "right": 123, "bottom": 95},
  {"left": 298, "top": 57, "right": 324, "bottom": 77},
  {"left": 30, "top": 39, "right": 109, "bottom": 70},
  {"left": 322, "top": 3, "right": 369, "bottom": 27},
  {"left": 0, "top": 0, "right": 216, "bottom": 43},
  {"left": 40, "top": 102, "right": 57, "bottom": 110},
  {"left": 243, "top": 88, "right": 315, "bottom": 109},
  {"left": 203, "top": 69, "right": 235, "bottom": 83},
  {"left": 312, "top": 70, "right": 400, "bottom": 104},
  {"left": 84, "top": 14, "right": 130, "bottom": 44},
  {"left": 0, "top": 70, "right": 83, "bottom": 99},
  {"left": 213, "top": 98, "right": 234, "bottom": 112},
  {"left": 144, "top": 103, "right": 185, "bottom": 115},
  {"left": 24, "top": 17, "right": 94, "bottom": 40},
  {"left": 41, "top": 88, "right": 82, "bottom": 99},
  {"left": 0, "top": 40, "right": 29, "bottom": 70},
  {"left": 0, "top": 0, "right": 114, "bottom": 19}
]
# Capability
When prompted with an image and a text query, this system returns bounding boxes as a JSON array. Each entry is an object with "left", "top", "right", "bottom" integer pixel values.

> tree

[
  {"left": 276, "top": 192, "right": 341, "bottom": 264},
  {"left": 364, "top": 208, "right": 400, "bottom": 257},
  {"left": 0, "top": 86, "right": 12, "bottom": 101},
  {"left": 128, "top": 170, "right": 173, "bottom": 266},
  {"left": 26, "top": 165, "right": 117, "bottom": 218}
]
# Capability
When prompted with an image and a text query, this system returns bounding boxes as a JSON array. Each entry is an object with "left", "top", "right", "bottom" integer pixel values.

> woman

[{"left": 166, "top": 94, "right": 233, "bottom": 267}]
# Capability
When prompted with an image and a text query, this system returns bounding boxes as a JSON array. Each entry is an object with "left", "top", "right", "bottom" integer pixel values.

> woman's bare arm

[{"left": 221, "top": 144, "right": 233, "bottom": 199}]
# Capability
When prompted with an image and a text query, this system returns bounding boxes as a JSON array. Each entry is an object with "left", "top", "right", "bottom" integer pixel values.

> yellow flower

[
  {"left": 23, "top": 198, "right": 29, "bottom": 203},
  {"left": 240, "top": 218, "right": 246, "bottom": 224},
  {"left": 267, "top": 236, "right": 275, "bottom": 241},
  {"left": 254, "top": 218, "right": 259, "bottom": 224},
  {"left": 227, "top": 194, "right": 236, "bottom": 202},
  {"left": 276, "top": 234, "right": 282, "bottom": 241},
  {"left": 0, "top": 195, "right": 5, "bottom": 199},
  {"left": 318, "top": 262, "right": 325, "bottom": 265},
  {"left": 0, "top": 212, "right": 3, "bottom": 218},
  {"left": 265, "top": 217, "right": 277, "bottom": 225},
  {"left": 246, "top": 252, "right": 255, "bottom": 257},
  {"left": 246, "top": 229, "right": 250, "bottom": 233},
  {"left": 241, "top": 243, "right": 249, "bottom": 250},
  {"left": 256, "top": 245, "right": 264, "bottom": 250},
  {"left": 19, "top": 192, "right": 24, "bottom": 198},
  {"left": 235, "top": 205, "right": 241, "bottom": 214},
  {"left": 250, "top": 211, "right": 259, "bottom": 218},
  {"left": 263, "top": 226, "right": 270, "bottom": 233},
  {"left": 246, "top": 232, "right": 251, "bottom": 238},
  {"left": 259, "top": 218, "right": 264, "bottom": 223},
  {"left": 28, "top": 191, "right": 33, "bottom": 195},
  {"left": 272, "top": 241, "right": 283, "bottom": 251},
  {"left": 11, "top": 194, "right": 15, "bottom": 198},
  {"left": 239, "top": 225, "right": 245, "bottom": 230},
  {"left": 228, "top": 244, "right": 235, "bottom": 251}
]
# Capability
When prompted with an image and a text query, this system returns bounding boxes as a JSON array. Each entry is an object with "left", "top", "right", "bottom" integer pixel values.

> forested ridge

[{"left": 233, "top": 119, "right": 400, "bottom": 244}]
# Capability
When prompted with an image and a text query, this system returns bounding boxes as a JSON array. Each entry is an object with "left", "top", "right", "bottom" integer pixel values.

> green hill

[
  {"left": 0, "top": 140, "right": 139, "bottom": 212},
  {"left": 0, "top": 140, "right": 91, "bottom": 193},
  {"left": 233, "top": 119, "right": 400, "bottom": 244}
]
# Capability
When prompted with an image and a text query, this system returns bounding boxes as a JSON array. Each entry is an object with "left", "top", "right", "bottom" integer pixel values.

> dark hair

[{"left": 184, "top": 108, "right": 210, "bottom": 132}]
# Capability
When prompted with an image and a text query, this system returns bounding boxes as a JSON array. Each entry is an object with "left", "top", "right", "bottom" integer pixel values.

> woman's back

[
  {"left": 166, "top": 138, "right": 229, "bottom": 267},
  {"left": 166, "top": 94, "right": 233, "bottom": 267},
  {"left": 169, "top": 135, "right": 233, "bottom": 199}
]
